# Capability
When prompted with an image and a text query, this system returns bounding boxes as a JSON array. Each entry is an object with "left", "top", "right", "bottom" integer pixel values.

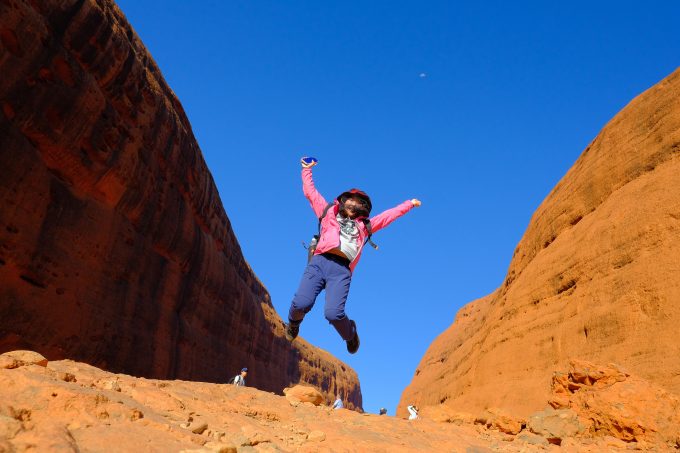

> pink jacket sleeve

[
  {"left": 369, "top": 200, "right": 414, "bottom": 233},
  {"left": 302, "top": 167, "right": 329, "bottom": 218}
]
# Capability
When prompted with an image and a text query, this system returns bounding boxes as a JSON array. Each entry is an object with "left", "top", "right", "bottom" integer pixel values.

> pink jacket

[{"left": 302, "top": 167, "right": 415, "bottom": 273}]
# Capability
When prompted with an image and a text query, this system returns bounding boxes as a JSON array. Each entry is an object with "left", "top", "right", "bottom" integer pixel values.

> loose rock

[
  {"left": 283, "top": 385, "right": 324, "bottom": 406},
  {"left": 0, "top": 351, "right": 48, "bottom": 369},
  {"left": 307, "top": 430, "right": 326, "bottom": 442}
]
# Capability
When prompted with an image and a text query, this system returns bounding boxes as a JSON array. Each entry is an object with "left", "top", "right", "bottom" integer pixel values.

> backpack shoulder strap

[
  {"left": 317, "top": 202, "right": 336, "bottom": 235},
  {"left": 361, "top": 218, "right": 379, "bottom": 250}
]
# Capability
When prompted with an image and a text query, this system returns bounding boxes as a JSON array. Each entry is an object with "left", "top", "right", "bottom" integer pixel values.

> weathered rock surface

[
  {"left": 0, "top": 350, "right": 48, "bottom": 369},
  {"left": 400, "top": 68, "right": 680, "bottom": 418},
  {"left": 0, "top": 0, "right": 360, "bottom": 407},
  {"left": 0, "top": 352, "right": 636, "bottom": 452},
  {"left": 527, "top": 408, "right": 584, "bottom": 445},
  {"left": 548, "top": 359, "right": 680, "bottom": 446},
  {"left": 475, "top": 408, "right": 524, "bottom": 436}
]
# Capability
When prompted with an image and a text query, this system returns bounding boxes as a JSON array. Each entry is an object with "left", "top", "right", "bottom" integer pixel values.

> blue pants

[{"left": 288, "top": 254, "right": 355, "bottom": 341}]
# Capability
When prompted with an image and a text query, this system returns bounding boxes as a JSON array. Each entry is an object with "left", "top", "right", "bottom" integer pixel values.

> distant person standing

[
  {"left": 232, "top": 368, "right": 248, "bottom": 386},
  {"left": 379, "top": 408, "right": 387, "bottom": 415},
  {"left": 332, "top": 394, "right": 344, "bottom": 410},
  {"left": 407, "top": 405, "right": 419, "bottom": 420}
]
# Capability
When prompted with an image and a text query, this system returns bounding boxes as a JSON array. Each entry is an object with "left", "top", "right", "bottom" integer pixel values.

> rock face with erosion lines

[
  {"left": 400, "top": 68, "right": 680, "bottom": 419},
  {"left": 0, "top": 0, "right": 361, "bottom": 408}
]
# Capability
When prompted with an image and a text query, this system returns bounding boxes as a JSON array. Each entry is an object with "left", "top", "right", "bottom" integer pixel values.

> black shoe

[
  {"left": 346, "top": 320, "right": 360, "bottom": 354},
  {"left": 285, "top": 322, "right": 299, "bottom": 341}
]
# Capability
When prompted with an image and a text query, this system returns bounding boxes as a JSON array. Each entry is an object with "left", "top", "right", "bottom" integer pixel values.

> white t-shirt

[{"left": 336, "top": 214, "right": 360, "bottom": 261}]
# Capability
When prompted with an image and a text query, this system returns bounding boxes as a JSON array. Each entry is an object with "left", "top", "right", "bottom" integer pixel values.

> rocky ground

[{"left": 2, "top": 351, "right": 675, "bottom": 452}]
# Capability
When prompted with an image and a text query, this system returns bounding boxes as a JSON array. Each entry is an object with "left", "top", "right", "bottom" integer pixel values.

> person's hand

[
  {"left": 301, "top": 157, "right": 318, "bottom": 168},
  {"left": 411, "top": 199, "right": 422, "bottom": 207}
]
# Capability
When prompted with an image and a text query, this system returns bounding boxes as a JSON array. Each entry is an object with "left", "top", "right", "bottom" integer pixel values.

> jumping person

[{"left": 285, "top": 157, "right": 421, "bottom": 353}]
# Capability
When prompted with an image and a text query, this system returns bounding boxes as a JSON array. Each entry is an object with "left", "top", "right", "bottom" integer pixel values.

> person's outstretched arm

[
  {"left": 369, "top": 199, "right": 421, "bottom": 233},
  {"left": 300, "top": 157, "right": 329, "bottom": 218}
]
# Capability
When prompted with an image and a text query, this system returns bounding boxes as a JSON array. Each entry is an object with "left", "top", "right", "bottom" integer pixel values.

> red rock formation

[
  {"left": 400, "top": 68, "right": 680, "bottom": 418},
  {"left": 0, "top": 0, "right": 360, "bottom": 408},
  {"left": 548, "top": 359, "right": 680, "bottom": 446}
]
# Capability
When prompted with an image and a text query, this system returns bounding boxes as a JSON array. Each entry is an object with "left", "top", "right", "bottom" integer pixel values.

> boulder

[
  {"left": 283, "top": 385, "right": 324, "bottom": 406},
  {"left": 474, "top": 407, "right": 524, "bottom": 435},
  {"left": 527, "top": 407, "right": 584, "bottom": 444},
  {"left": 0, "top": 351, "right": 48, "bottom": 369}
]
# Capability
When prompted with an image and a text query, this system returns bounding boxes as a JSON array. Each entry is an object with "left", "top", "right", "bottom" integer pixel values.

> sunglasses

[{"left": 345, "top": 202, "right": 369, "bottom": 211}]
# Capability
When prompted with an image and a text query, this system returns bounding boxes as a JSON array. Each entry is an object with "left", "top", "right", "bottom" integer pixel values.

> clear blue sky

[{"left": 116, "top": 0, "right": 679, "bottom": 415}]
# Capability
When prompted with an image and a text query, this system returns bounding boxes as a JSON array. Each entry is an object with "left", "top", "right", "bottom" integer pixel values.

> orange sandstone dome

[{"left": 399, "top": 68, "right": 680, "bottom": 418}]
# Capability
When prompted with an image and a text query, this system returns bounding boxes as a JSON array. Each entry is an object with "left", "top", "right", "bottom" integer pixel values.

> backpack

[
  {"left": 228, "top": 375, "right": 236, "bottom": 384},
  {"left": 304, "top": 202, "right": 378, "bottom": 262}
]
